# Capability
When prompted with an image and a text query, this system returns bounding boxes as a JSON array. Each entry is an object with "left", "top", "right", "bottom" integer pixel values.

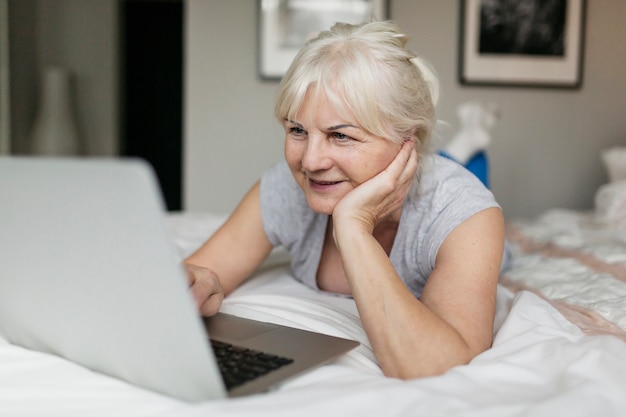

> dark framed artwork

[
  {"left": 459, "top": 0, "right": 586, "bottom": 88},
  {"left": 258, "top": 0, "right": 389, "bottom": 80}
]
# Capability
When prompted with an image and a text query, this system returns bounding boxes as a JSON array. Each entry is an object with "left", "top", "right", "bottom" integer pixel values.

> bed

[{"left": 2, "top": 175, "right": 626, "bottom": 417}]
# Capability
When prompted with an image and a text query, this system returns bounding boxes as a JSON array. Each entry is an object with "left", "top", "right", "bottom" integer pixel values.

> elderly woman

[{"left": 185, "top": 20, "right": 505, "bottom": 379}]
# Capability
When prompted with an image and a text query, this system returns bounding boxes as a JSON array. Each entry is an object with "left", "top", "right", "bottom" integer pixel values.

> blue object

[{"left": 438, "top": 150, "right": 490, "bottom": 189}]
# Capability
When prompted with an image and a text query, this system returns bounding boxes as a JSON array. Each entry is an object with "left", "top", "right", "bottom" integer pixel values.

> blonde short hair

[{"left": 274, "top": 20, "right": 439, "bottom": 155}]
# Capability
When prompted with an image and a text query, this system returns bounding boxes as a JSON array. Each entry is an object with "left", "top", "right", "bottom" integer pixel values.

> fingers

[
  {"left": 184, "top": 264, "right": 224, "bottom": 316},
  {"left": 399, "top": 140, "right": 418, "bottom": 181},
  {"left": 378, "top": 140, "right": 417, "bottom": 214},
  {"left": 379, "top": 141, "right": 417, "bottom": 197},
  {"left": 191, "top": 274, "right": 224, "bottom": 316},
  {"left": 198, "top": 290, "right": 224, "bottom": 317},
  {"left": 385, "top": 140, "right": 417, "bottom": 182},
  {"left": 333, "top": 139, "right": 417, "bottom": 228}
]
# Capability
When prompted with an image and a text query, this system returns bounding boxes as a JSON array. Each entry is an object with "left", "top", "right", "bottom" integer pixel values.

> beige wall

[
  {"left": 185, "top": 1, "right": 284, "bottom": 216},
  {"left": 185, "top": 1, "right": 626, "bottom": 220},
  {"left": 8, "top": 1, "right": 626, "bottom": 220}
]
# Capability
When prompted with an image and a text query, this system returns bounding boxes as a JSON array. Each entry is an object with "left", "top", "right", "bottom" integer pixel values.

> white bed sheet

[
  {"left": 1, "top": 212, "right": 625, "bottom": 417},
  {"left": 506, "top": 208, "right": 626, "bottom": 331}
]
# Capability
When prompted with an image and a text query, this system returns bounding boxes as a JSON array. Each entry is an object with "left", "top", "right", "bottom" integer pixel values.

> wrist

[{"left": 331, "top": 215, "right": 374, "bottom": 248}]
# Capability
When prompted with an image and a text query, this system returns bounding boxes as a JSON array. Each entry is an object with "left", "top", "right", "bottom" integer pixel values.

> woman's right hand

[{"left": 184, "top": 264, "right": 224, "bottom": 317}]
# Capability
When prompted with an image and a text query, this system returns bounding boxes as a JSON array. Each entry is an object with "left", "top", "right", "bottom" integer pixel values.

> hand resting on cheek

[{"left": 332, "top": 140, "right": 418, "bottom": 234}]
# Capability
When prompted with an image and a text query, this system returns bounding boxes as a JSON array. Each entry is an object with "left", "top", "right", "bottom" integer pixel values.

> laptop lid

[
  {"left": 0, "top": 157, "right": 226, "bottom": 401},
  {"left": 0, "top": 157, "right": 358, "bottom": 402}
]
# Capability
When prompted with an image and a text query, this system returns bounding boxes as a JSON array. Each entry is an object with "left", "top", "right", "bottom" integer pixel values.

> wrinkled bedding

[
  {"left": 1, "top": 211, "right": 625, "bottom": 417},
  {"left": 503, "top": 208, "right": 626, "bottom": 338}
]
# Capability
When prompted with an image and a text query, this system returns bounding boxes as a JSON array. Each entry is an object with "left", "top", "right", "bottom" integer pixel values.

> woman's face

[{"left": 283, "top": 92, "right": 401, "bottom": 215}]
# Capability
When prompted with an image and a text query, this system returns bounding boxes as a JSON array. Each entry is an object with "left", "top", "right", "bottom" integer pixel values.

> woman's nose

[{"left": 301, "top": 136, "right": 333, "bottom": 172}]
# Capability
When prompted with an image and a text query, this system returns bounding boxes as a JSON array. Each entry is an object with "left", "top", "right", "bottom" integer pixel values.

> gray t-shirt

[{"left": 260, "top": 154, "right": 500, "bottom": 298}]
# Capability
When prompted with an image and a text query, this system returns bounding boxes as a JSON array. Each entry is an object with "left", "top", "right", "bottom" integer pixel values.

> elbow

[
  {"left": 382, "top": 360, "right": 468, "bottom": 381},
  {"left": 381, "top": 344, "right": 486, "bottom": 380}
]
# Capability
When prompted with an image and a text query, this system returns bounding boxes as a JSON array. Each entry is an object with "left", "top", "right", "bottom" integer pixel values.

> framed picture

[
  {"left": 258, "top": 0, "right": 389, "bottom": 80},
  {"left": 459, "top": 0, "right": 586, "bottom": 88}
]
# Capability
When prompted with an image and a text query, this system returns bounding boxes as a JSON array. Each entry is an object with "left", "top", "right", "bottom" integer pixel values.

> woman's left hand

[{"left": 332, "top": 140, "right": 418, "bottom": 233}]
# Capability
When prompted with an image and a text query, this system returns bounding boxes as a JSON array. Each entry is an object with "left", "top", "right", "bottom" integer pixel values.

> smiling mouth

[{"left": 308, "top": 178, "right": 343, "bottom": 186}]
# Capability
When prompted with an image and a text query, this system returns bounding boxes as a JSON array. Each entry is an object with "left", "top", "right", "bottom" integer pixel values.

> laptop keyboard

[{"left": 210, "top": 339, "right": 294, "bottom": 390}]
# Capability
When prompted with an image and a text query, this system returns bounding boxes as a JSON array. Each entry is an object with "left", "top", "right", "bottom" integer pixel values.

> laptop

[{"left": 0, "top": 157, "right": 358, "bottom": 402}]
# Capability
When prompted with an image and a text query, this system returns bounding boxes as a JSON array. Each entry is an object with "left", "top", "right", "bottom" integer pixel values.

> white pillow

[
  {"left": 594, "top": 179, "right": 626, "bottom": 229},
  {"left": 601, "top": 147, "right": 626, "bottom": 183}
]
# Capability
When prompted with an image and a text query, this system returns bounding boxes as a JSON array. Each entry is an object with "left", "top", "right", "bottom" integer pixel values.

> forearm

[
  {"left": 185, "top": 229, "right": 269, "bottom": 295},
  {"left": 185, "top": 181, "right": 273, "bottom": 295},
  {"left": 334, "top": 225, "right": 476, "bottom": 379}
]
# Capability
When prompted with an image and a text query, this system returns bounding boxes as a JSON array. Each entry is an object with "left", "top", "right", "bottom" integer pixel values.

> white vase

[{"left": 30, "top": 67, "right": 81, "bottom": 155}]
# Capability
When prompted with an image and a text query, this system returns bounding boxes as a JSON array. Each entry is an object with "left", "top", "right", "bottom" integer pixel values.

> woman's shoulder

[
  {"left": 261, "top": 160, "right": 302, "bottom": 200},
  {"left": 262, "top": 160, "right": 292, "bottom": 183},
  {"left": 416, "top": 153, "right": 497, "bottom": 207},
  {"left": 403, "top": 152, "right": 499, "bottom": 239},
  {"left": 422, "top": 152, "right": 484, "bottom": 182},
  {"left": 398, "top": 153, "right": 501, "bottom": 283},
  {"left": 259, "top": 161, "right": 326, "bottom": 263},
  {"left": 259, "top": 161, "right": 318, "bottom": 241}
]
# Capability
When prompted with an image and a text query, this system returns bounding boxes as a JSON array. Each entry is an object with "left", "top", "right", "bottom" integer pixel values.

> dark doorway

[{"left": 120, "top": 0, "right": 183, "bottom": 211}]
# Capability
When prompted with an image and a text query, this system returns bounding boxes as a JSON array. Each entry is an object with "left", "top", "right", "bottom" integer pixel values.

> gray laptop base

[
  {"left": 206, "top": 313, "right": 359, "bottom": 397},
  {"left": 0, "top": 157, "right": 358, "bottom": 402}
]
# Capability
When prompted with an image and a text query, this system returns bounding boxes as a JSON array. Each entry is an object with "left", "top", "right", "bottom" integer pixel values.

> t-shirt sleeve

[
  {"left": 259, "top": 160, "right": 315, "bottom": 250},
  {"left": 260, "top": 161, "right": 293, "bottom": 247},
  {"left": 417, "top": 156, "right": 500, "bottom": 278},
  {"left": 259, "top": 161, "right": 327, "bottom": 291}
]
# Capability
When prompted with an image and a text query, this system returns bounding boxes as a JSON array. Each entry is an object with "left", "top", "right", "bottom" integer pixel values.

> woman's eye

[
  {"left": 289, "top": 127, "right": 305, "bottom": 136},
  {"left": 331, "top": 132, "right": 352, "bottom": 141}
]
